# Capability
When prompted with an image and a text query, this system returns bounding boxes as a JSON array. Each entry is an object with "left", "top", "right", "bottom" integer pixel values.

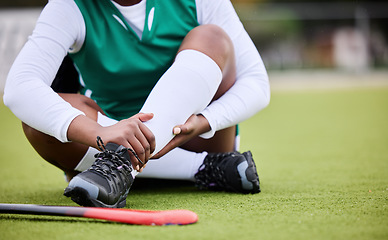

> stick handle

[
  {"left": 0, "top": 204, "right": 198, "bottom": 225},
  {"left": 0, "top": 204, "right": 84, "bottom": 217}
]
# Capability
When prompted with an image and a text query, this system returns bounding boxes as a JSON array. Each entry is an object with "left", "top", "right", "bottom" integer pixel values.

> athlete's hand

[
  {"left": 98, "top": 113, "right": 155, "bottom": 171},
  {"left": 152, "top": 114, "right": 211, "bottom": 159}
]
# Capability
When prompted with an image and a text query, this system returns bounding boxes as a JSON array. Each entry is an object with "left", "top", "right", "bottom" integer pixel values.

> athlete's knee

[
  {"left": 188, "top": 24, "right": 232, "bottom": 52},
  {"left": 180, "top": 24, "right": 234, "bottom": 70},
  {"left": 58, "top": 93, "right": 102, "bottom": 120}
]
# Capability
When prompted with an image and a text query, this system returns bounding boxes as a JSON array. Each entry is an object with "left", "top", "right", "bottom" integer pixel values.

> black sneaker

[
  {"left": 194, "top": 151, "right": 261, "bottom": 194},
  {"left": 64, "top": 138, "right": 135, "bottom": 208}
]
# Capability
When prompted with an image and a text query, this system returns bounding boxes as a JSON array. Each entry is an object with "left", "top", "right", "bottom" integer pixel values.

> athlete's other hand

[{"left": 152, "top": 114, "right": 210, "bottom": 159}]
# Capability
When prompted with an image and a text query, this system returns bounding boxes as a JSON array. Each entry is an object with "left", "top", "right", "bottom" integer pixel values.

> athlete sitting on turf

[{"left": 4, "top": 0, "right": 270, "bottom": 208}]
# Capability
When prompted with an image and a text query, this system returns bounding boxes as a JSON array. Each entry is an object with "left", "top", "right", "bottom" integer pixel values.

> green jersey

[{"left": 70, "top": 0, "right": 199, "bottom": 120}]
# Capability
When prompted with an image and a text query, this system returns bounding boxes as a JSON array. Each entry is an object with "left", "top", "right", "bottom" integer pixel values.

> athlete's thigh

[{"left": 22, "top": 93, "right": 103, "bottom": 177}]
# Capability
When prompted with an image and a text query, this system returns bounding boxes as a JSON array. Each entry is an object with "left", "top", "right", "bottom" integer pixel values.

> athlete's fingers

[
  {"left": 131, "top": 113, "right": 155, "bottom": 154},
  {"left": 132, "top": 112, "right": 154, "bottom": 122},
  {"left": 155, "top": 115, "right": 211, "bottom": 158},
  {"left": 138, "top": 122, "right": 156, "bottom": 154},
  {"left": 112, "top": 126, "right": 147, "bottom": 170},
  {"left": 132, "top": 124, "right": 154, "bottom": 166},
  {"left": 135, "top": 127, "right": 152, "bottom": 164},
  {"left": 126, "top": 138, "right": 146, "bottom": 171},
  {"left": 118, "top": 118, "right": 153, "bottom": 164},
  {"left": 173, "top": 114, "right": 198, "bottom": 135},
  {"left": 173, "top": 126, "right": 182, "bottom": 135},
  {"left": 97, "top": 118, "right": 152, "bottom": 170},
  {"left": 134, "top": 131, "right": 152, "bottom": 165},
  {"left": 152, "top": 134, "right": 186, "bottom": 159},
  {"left": 138, "top": 163, "right": 147, "bottom": 173},
  {"left": 172, "top": 123, "right": 192, "bottom": 135}
]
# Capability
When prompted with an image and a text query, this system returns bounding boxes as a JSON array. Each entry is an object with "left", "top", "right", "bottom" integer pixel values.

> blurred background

[
  {"left": 234, "top": 0, "right": 388, "bottom": 71},
  {"left": 0, "top": 0, "right": 387, "bottom": 93}
]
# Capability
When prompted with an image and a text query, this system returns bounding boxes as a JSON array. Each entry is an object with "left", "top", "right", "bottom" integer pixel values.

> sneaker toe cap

[
  {"left": 237, "top": 160, "right": 261, "bottom": 193},
  {"left": 66, "top": 176, "right": 99, "bottom": 200}
]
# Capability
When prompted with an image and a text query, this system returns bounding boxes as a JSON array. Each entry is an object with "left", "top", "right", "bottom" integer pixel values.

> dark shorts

[{"left": 51, "top": 55, "right": 81, "bottom": 93}]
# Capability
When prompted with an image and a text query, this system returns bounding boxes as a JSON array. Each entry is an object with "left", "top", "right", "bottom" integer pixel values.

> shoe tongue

[
  {"left": 105, "top": 143, "right": 131, "bottom": 162},
  {"left": 105, "top": 142, "right": 120, "bottom": 151}
]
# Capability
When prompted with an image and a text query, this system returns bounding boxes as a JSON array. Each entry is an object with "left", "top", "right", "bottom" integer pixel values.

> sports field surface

[{"left": 0, "top": 71, "right": 387, "bottom": 240}]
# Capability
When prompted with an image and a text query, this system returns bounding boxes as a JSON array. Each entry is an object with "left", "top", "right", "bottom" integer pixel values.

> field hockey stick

[{"left": 0, "top": 203, "right": 198, "bottom": 226}]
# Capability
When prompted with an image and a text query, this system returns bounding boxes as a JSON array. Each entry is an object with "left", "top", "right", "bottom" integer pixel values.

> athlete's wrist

[
  {"left": 196, "top": 114, "right": 211, "bottom": 134},
  {"left": 67, "top": 115, "right": 103, "bottom": 149},
  {"left": 197, "top": 110, "right": 217, "bottom": 139}
]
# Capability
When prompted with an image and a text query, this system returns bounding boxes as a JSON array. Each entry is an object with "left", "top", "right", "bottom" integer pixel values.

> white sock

[
  {"left": 140, "top": 49, "right": 222, "bottom": 154},
  {"left": 138, "top": 148, "right": 207, "bottom": 181}
]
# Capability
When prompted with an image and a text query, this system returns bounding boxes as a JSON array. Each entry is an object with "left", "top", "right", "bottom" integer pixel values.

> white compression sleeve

[{"left": 140, "top": 49, "right": 222, "bottom": 154}]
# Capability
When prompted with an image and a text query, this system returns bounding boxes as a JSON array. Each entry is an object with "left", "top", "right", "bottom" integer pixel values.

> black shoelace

[
  {"left": 96, "top": 136, "right": 144, "bottom": 166},
  {"left": 89, "top": 137, "right": 143, "bottom": 180}
]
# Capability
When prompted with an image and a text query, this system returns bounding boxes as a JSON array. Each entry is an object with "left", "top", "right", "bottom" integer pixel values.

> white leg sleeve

[
  {"left": 138, "top": 148, "right": 207, "bottom": 181},
  {"left": 140, "top": 49, "right": 222, "bottom": 154}
]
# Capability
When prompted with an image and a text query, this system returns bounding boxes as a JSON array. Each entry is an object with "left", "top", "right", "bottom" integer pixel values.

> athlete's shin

[{"left": 140, "top": 49, "right": 223, "bottom": 155}]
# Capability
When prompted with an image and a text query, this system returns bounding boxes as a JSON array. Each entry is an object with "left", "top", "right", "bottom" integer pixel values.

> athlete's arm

[
  {"left": 3, "top": 0, "right": 85, "bottom": 142},
  {"left": 195, "top": 0, "right": 270, "bottom": 138},
  {"left": 3, "top": 0, "right": 155, "bottom": 166}
]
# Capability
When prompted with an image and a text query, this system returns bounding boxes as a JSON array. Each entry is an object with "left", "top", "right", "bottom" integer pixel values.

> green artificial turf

[{"left": 0, "top": 86, "right": 387, "bottom": 240}]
